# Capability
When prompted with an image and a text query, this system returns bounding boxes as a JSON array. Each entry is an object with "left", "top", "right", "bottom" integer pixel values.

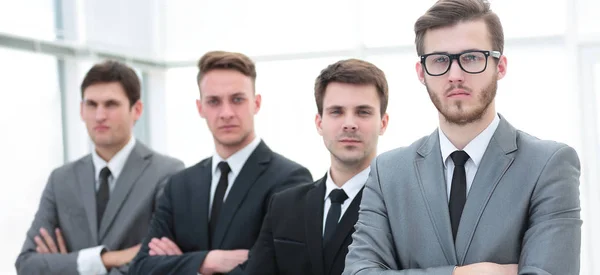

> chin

[{"left": 218, "top": 136, "right": 245, "bottom": 147}]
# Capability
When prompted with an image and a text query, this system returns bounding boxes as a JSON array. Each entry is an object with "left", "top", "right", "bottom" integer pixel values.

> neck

[
  {"left": 329, "top": 155, "right": 372, "bottom": 188},
  {"left": 439, "top": 106, "right": 496, "bottom": 150},
  {"left": 215, "top": 132, "right": 256, "bottom": 159},
  {"left": 95, "top": 137, "right": 130, "bottom": 162}
]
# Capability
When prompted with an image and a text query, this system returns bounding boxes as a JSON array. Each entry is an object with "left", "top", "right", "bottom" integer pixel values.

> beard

[{"left": 426, "top": 79, "right": 497, "bottom": 126}]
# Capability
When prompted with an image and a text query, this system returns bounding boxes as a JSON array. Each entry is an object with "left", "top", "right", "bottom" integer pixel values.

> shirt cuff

[{"left": 77, "top": 245, "right": 108, "bottom": 275}]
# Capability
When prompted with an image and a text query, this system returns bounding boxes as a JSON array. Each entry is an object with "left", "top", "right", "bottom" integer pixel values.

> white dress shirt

[
  {"left": 322, "top": 167, "right": 370, "bottom": 235},
  {"left": 77, "top": 136, "right": 136, "bottom": 275},
  {"left": 438, "top": 114, "right": 500, "bottom": 201},
  {"left": 208, "top": 136, "right": 262, "bottom": 218}
]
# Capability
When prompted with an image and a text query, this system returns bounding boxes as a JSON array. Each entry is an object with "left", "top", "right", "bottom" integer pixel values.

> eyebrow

[
  {"left": 205, "top": 92, "right": 247, "bottom": 99},
  {"left": 84, "top": 99, "right": 120, "bottom": 105},
  {"left": 428, "top": 48, "right": 483, "bottom": 55},
  {"left": 231, "top": 92, "right": 246, "bottom": 97},
  {"left": 356, "top": 105, "right": 375, "bottom": 110},
  {"left": 326, "top": 105, "right": 375, "bottom": 110}
]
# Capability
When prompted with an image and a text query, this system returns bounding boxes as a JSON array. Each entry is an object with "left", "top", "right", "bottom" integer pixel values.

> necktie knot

[
  {"left": 450, "top": 150, "right": 470, "bottom": 167},
  {"left": 329, "top": 189, "right": 348, "bottom": 204},
  {"left": 99, "top": 166, "right": 111, "bottom": 181},
  {"left": 218, "top": 161, "right": 231, "bottom": 175}
]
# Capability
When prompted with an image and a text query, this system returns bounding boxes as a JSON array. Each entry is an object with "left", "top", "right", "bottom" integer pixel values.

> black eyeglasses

[{"left": 420, "top": 50, "right": 501, "bottom": 76}]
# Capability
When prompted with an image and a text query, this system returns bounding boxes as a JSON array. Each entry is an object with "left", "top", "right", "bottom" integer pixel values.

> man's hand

[
  {"left": 199, "top": 249, "right": 249, "bottom": 275},
  {"left": 101, "top": 244, "right": 142, "bottom": 269},
  {"left": 148, "top": 237, "right": 182, "bottom": 256},
  {"left": 35, "top": 228, "right": 67, "bottom": 254},
  {"left": 454, "top": 262, "right": 518, "bottom": 275}
]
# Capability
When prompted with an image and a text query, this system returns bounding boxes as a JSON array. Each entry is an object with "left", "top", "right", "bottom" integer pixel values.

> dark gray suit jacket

[
  {"left": 129, "top": 140, "right": 313, "bottom": 275},
  {"left": 15, "top": 141, "right": 185, "bottom": 275},
  {"left": 244, "top": 176, "right": 363, "bottom": 275},
  {"left": 344, "top": 116, "right": 582, "bottom": 275}
]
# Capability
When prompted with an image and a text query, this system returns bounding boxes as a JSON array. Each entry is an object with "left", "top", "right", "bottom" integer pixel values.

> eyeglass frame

[{"left": 420, "top": 50, "right": 502, "bottom": 76}]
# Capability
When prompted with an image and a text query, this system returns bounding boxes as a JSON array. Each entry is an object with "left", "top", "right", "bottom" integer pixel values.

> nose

[
  {"left": 342, "top": 116, "right": 358, "bottom": 132},
  {"left": 95, "top": 106, "right": 107, "bottom": 122},
  {"left": 219, "top": 102, "right": 235, "bottom": 119},
  {"left": 447, "top": 60, "right": 465, "bottom": 84}
]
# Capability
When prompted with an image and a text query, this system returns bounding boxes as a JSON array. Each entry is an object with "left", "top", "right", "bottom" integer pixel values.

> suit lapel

[
  {"left": 323, "top": 188, "right": 363, "bottom": 275},
  {"left": 212, "top": 141, "right": 271, "bottom": 248},
  {"left": 455, "top": 116, "right": 517, "bottom": 264},
  {"left": 99, "top": 143, "right": 151, "bottom": 240},
  {"left": 415, "top": 130, "right": 458, "bottom": 265},
  {"left": 192, "top": 159, "right": 212, "bottom": 249},
  {"left": 305, "top": 177, "right": 326, "bottom": 275},
  {"left": 76, "top": 156, "right": 98, "bottom": 243}
]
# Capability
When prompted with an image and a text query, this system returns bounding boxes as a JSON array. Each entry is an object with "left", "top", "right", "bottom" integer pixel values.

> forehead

[
  {"left": 199, "top": 69, "right": 254, "bottom": 97},
  {"left": 423, "top": 20, "right": 492, "bottom": 54},
  {"left": 323, "top": 82, "right": 380, "bottom": 108},
  {"left": 83, "top": 82, "right": 128, "bottom": 101}
]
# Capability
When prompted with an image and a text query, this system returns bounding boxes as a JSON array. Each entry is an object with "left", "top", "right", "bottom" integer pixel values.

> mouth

[
  {"left": 94, "top": 125, "right": 109, "bottom": 131},
  {"left": 339, "top": 139, "right": 361, "bottom": 144},
  {"left": 447, "top": 89, "right": 471, "bottom": 98},
  {"left": 219, "top": 125, "right": 238, "bottom": 130}
]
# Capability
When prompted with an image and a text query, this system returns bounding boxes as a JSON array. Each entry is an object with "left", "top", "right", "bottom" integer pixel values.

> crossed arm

[
  {"left": 15, "top": 172, "right": 140, "bottom": 275},
  {"left": 343, "top": 147, "right": 580, "bottom": 275}
]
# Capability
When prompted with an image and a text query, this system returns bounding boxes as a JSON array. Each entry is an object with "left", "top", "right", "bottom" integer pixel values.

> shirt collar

[
  {"left": 212, "top": 136, "right": 262, "bottom": 177},
  {"left": 324, "top": 166, "right": 370, "bottom": 202},
  {"left": 439, "top": 113, "right": 500, "bottom": 168},
  {"left": 92, "top": 136, "right": 136, "bottom": 181}
]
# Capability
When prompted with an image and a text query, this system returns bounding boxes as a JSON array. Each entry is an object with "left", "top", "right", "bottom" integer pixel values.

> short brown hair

[
  {"left": 196, "top": 51, "right": 257, "bottom": 93},
  {"left": 314, "top": 59, "right": 388, "bottom": 117},
  {"left": 414, "top": 0, "right": 504, "bottom": 56},
  {"left": 80, "top": 60, "right": 140, "bottom": 107}
]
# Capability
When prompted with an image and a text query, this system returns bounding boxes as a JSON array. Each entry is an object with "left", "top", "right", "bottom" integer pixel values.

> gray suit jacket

[
  {"left": 344, "top": 117, "right": 582, "bottom": 275},
  {"left": 15, "top": 141, "right": 185, "bottom": 275}
]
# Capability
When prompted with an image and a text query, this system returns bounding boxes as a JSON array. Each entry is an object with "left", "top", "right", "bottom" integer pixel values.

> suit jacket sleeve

[
  {"left": 15, "top": 170, "right": 80, "bottom": 275},
  {"left": 240, "top": 194, "right": 279, "bottom": 275},
  {"left": 129, "top": 175, "right": 209, "bottom": 275},
  {"left": 108, "top": 159, "right": 185, "bottom": 275},
  {"left": 343, "top": 157, "right": 455, "bottom": 275},
  {"left": 518, "top": 145, "right": 581, "bottom": 275}
]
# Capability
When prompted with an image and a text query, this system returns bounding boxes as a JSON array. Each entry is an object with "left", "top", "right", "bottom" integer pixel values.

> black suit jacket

[
  {"left": 243, "top": 175, "right": 363, "bottom": 275},
  {"left": 129, "top": 141, "right": 313, "bottom": 275}
]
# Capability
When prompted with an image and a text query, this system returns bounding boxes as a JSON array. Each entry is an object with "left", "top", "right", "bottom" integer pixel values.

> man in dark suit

[
  {"left": 15, "top": 60, "right": 185, "bottom": 275},
  {"left": 129, "top": 51, "right": 313, "bottom": 275},
  {"left": 243, "top": 59, "right": 389, "bottom": 275}
]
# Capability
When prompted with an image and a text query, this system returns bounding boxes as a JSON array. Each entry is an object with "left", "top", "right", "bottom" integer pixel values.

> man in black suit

[
  {"left": 129, "top": 51, "right": 313, "bottom": 275},
  {"left": 243, "top": 59, "right": 389, "bottom": 275}
]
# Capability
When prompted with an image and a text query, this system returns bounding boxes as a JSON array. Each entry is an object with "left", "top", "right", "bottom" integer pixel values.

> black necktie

[
  {"left": 323, "top": 189, "right": 348, "bottom": 246},
  {"left": 210, "top": 161, "right": 231, "bottom": 240},
  {"left": 96, "top": 167, "right": 111, "bottom": 229},
  {"left": 449, "top": 150, "right": 470, "bottom": 242}
]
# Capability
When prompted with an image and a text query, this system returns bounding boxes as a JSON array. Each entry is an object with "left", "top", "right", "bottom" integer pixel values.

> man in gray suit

[
  {"left": 15, "top": 60, "right": 185, "bottom": 275},
  {"left": 344, "top": 1, "right": 581, "bottom": 275}
]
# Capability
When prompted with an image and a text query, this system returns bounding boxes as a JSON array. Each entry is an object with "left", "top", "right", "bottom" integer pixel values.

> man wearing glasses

[{"left": 343, "top": 0, "right": 581, "bottom": 275}]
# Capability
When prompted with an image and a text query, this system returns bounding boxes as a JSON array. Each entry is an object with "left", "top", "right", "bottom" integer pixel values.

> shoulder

[{"left": 515, "top": 130, "right": 579, "bottom": 165}]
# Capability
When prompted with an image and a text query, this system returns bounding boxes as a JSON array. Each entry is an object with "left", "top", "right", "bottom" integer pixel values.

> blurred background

[{"left": 1, "top": 0, "right": 599, "bottom": 274}]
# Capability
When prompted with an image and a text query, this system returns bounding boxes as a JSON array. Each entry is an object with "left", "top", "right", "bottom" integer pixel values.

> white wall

[
  {"left": 0, "top": 0, "right": 599, "bottom": 274},
  {"left": 0, "top": 48, "right": 64, "bottom": 275}
]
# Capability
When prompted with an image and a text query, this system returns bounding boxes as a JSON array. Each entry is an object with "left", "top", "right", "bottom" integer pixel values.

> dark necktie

[
  {"left": 96, "top": 167, "right": 111, "bottom": 229},
  {"left": 323, "top": 189, "right": 348, "bottom": 246},
  {"left": 449, "top": 150, "right": 470, "bottom": 242},
  {"left": 209, "top": 161, "right": 231, "bottom": 240}
]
